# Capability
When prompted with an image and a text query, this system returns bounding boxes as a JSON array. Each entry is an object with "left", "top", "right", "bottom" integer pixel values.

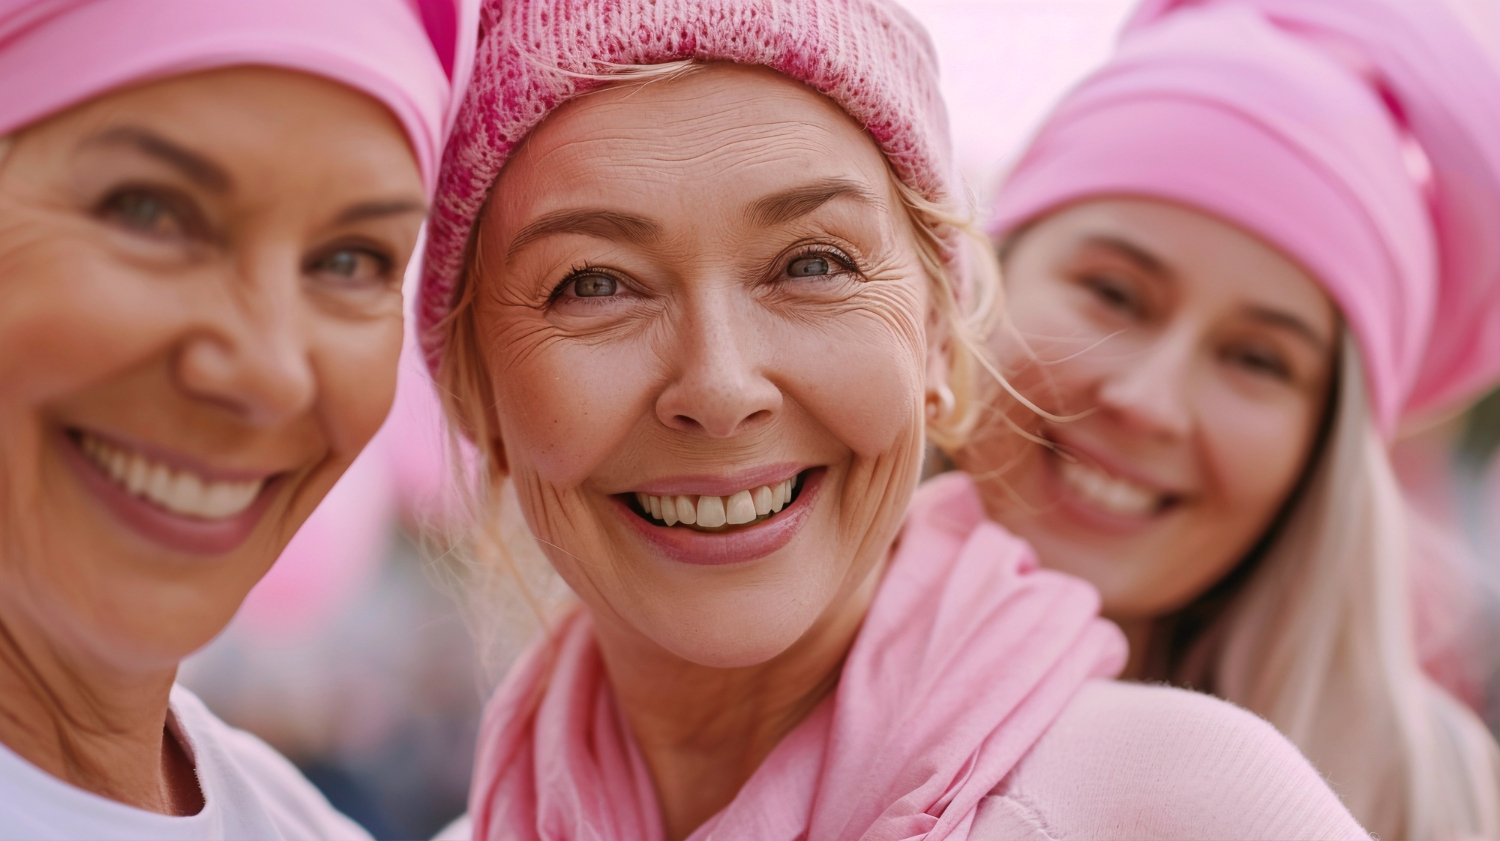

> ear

[
  {"left": 475, "top": 382, "right": 510, "bottom": 478},
  {"left": 487, "top": 432, "right": 510, "bottom": 478},
  {"left": 925, "top": 331, "right": 952, "bottom": 401}
]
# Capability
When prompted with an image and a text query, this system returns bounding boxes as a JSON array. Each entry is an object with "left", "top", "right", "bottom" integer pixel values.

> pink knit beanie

[
  {"left": 417, "top": 0, "right": 956, "bottom": 372},
  {"left": 0, "top": 0, "right": 479, "bottom": 196},
  {"left": 990, "top": 0, "right": 1500, "bottom": 437}
]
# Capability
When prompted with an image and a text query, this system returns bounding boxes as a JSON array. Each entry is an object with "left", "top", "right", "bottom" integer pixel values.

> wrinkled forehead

[
  {"left": 488, "top": 64, "right": 900, "bottom": 237},
  {"left": 14, "top": 67, "right": 420, "bottom": 193}
]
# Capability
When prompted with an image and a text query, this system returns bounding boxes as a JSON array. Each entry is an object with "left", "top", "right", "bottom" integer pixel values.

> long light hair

[
  {"left": 428, "top": 60, "right": 1001, "bottom": 676},
  {"left": 1158, "top": 336, "right": 1500, "bottom": 840}
]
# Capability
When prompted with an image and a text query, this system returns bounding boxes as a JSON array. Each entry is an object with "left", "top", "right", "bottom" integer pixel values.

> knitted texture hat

[
  {"left": 989, "top": 0, "right": 1500, "bottom": 437},
  {"left": 417, "top": 0, "right": 956, "bottom": 372}
]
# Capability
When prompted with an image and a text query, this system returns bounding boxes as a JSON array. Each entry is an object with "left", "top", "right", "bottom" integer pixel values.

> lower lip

[
  {"left": 59, "top": 430, "right": 280, "bottom": 556},
  {"left": 614, "top": 469, "right": 824, "bottom": 566},
  {"left": 1042, "top": 449, "right": 1164, "bottom": 537}
]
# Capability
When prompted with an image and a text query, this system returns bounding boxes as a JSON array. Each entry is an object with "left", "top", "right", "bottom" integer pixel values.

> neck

[
  {"left": 0, "top": 605, "right": 202, "bottom": 816},
  {"left": 598, "top": 562, "right": 883, "bottom": 841},
  {"left": 1110, "top": 615, "right": 1154, "bottom": 681}
]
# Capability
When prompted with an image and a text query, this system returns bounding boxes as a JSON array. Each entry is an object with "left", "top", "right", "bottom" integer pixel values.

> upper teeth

[
  {"left": 1058, "top": 459, "right": 1162, "bottom": 517},
  {"left": 635, "top": 475, "right": 800, "bottom": 529},
  {"left": 79, "top": 432, "right": 265, "bottom": 520}
]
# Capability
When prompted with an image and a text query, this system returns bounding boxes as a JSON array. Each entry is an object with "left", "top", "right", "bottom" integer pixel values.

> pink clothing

[
  {"left": 418, "top": 0, "right": 959, "bottom": 373},
  {"left": 0, "top": 0, "right": 479, "bottom": 195},
  {"left": 974, "top": 679, "right": 1368, "bottom": 839},
  {"left": 989, "top": 0, "right": 1500, "bottom": 436},
  {"left": 469, "top": 474, "right": 1127, "bottom": 840}
]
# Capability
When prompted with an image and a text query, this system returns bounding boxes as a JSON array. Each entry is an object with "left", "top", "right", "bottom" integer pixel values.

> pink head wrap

[
  {"left": 990, "top": 0, "right": 1500, "bottom": 437},
  {"left": 416, "top": 0, "right": 959, "bottom": 373},
  {"left": 0, "top": 0, "right": 480, "bottom": 195}
]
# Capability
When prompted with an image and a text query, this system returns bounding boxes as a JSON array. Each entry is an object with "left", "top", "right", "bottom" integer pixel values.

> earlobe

[
  {"left": 925, "top": 382, "right": 955, "bottom": 422},
  {"left": 489, "top": 435, "right": 509, "bottom": 477}
]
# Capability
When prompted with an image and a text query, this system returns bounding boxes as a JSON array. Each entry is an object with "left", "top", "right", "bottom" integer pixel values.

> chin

[{"left": 639, "top": 591, "right": 819, "bottom": 670}]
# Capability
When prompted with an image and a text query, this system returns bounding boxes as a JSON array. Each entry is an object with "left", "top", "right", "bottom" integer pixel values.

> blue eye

[
  {"left": 787, "top": 256, "right": 831, "bottom": 277},
  {"left": 782, "top": 248, "right": 857, "bottom": 281},
  {"left": 568, "top": 273, "right": 618, "bottom": 297}
]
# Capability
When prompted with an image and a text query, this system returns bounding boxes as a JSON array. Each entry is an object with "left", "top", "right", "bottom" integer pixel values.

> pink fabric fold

[
  {"left": 0, "top": 0, "right": 480, "bottom": 196},
  {"left": 469, "top": 473, "right": 1127, "bottom": 841}
]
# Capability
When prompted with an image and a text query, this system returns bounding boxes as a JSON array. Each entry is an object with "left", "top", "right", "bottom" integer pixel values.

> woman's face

[
  {"left": 0, "top": 68, "right": 425, "bottom": 672},
  {"left": 470, "top": 64, "right": 938, "bottom": 668},
  {"left": 957, "top": 199, "right": 1337, "bottom": 620}
]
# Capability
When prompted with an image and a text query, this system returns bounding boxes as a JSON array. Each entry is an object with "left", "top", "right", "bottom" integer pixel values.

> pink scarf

[{"left": 469, "top": 473, "right": 1126, "bottom": 841}]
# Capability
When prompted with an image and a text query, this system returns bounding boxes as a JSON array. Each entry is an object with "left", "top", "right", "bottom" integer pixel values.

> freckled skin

[
  {"left": 468, "top": 64, "right": 944, "bottom": 838},
  {"left": 0, "top": 63, "right": 423, "bottom": 762},
  {"left": 957, "top": 199, "right": 1338, "bottom": 647}
]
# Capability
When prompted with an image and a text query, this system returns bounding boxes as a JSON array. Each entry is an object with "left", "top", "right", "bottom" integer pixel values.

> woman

[
  {"left": 419, "top": 1, "right": 1367, "bottom": 838},
  {"left": 0, "top": 0, "right": 471, "bottom": 836},
  {"left": 955, "top": 0, "right": 1500, "bottom": 837}
]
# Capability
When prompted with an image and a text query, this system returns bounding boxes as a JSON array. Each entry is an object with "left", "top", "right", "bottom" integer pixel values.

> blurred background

[{"left": 178, "top": 1, "right": 1500, "bottom": 837}]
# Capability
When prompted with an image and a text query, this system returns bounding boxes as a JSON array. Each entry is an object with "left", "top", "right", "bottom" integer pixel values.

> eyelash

[
  {"left": 1081, "top": 273, "right": 1141, "bottom": 316},
  {"left": 95, "top": 184, "right": 210, "bottom": 242},
  {"left": 545, "top": 240, "right": 866, "bottom": 302},
  {"left": 772, "top": 243, "right": 864, "bottom": 282},
  {"left": 1225, "top": 345, "right": 1293, "bottom": 381},
  {"left": 305, "top": 240, "right": 398, "bottom": 287},
  {"left": 549, "top": 263, "right": 625, "bottom": 300}
]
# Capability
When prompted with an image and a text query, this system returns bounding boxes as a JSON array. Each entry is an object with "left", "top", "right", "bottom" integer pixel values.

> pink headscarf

[
  {"left": 469, "top": 474, "right": 1126, "bottom": 841},
  {"left": 990, "top": 0, "right": 1500, "bottom": 437},
  {"left": 0, "top": 0, "right": 480, "bottom": 194}
]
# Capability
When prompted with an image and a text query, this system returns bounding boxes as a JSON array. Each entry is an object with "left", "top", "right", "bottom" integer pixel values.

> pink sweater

[{"left": 976, "top": 679, "right": 1368, "bottom": 839}]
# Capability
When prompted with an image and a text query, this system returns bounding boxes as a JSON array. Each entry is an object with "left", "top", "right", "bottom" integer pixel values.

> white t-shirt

[{"left": 0, "top": 685, "right": 371, "bottom": 841}]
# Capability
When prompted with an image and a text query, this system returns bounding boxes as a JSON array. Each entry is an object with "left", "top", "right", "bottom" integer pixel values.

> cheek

[
  {"left": 990, "top": 280, "right": 1111, "bottom": 413},
  {"left": 0, "top": 217, "right": 189, "bottom": 407},
  {"left": 483, "top": 311, "right": 657, "bottom": 489},
  {"left": 311, "top": 317, "right": 404, "bottom": 457},
  {"left": 1199, "top": 384, "right": 1318, "bottom": 515},
  {"left": 786, "top": 305, "right": 926, "bottom": 458}
]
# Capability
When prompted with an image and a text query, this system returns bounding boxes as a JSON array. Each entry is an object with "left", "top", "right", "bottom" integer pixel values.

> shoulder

[
  {"left": 972, "top": 680, "right": 1370, "bottom": 840},
  {"left": 171, "top": 686, "right": 372, "bottom": 841}
]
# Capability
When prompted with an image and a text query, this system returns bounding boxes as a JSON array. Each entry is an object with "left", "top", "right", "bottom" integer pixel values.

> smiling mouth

[
  {"left": 624, "top": 470, "right": 809, "bottom": 533},
  {"left": 68, "top": 429, "right": 271, "bottom": 521},
  {"left": 1053, "top": 454, "right": 1180, "bottom": 518}
]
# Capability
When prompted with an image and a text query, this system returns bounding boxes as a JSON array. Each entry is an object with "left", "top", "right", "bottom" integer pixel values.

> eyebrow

[
  {"left": 1077, "top": 234, "right": 1172, "bottom": 278},
  {"left": 1245, "top": 306, "right": 1332, "bottom": 353},
  {"left": 506, "top": 209, "right": 664, "bottom": 260},
  {"left": 334, "top": 198, "right": 428, "bottom": 226},
  {"left": 746, "top": 177, "right": 883, "bottom": 228},
  {"left": 1080, "top": 234, "right": 1330, "bottom": 352},
  {"left": 85, "top": 126, "right": 233, "bottom": 193}
]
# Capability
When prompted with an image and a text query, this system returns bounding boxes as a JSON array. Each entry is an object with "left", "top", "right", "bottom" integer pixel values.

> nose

[
  {"left": 655, "top": 291, "right": 781, "bottom": 438},
  {"left": 1094, "top": 328, "right": 1196, "bottom": 440},
  {"left": 174, "top": 263, "right": 317, "bottom": 428}
]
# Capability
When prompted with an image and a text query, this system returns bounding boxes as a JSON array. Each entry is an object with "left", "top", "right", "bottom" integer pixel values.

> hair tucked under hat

[
  {"left": 417, "top": 0, "right": 961, "bottom": 372},
  {"left": 990, "top": 0, "right": 1500, "bottom": 437},
  {"left": 0, "top": 0, "right": 479, "bottom": 195}
]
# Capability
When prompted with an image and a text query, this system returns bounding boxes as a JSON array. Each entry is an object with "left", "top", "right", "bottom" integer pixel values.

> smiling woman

[
  {"left": 959, "top": 0, "right": 1500, "bottom": 837},
  {"left": 421, "top": 2, "right": 1368, "bottom": 840},
  {"left": 0, "top": 1, "right": 471, "bottom": 838}
]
